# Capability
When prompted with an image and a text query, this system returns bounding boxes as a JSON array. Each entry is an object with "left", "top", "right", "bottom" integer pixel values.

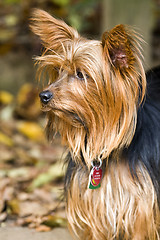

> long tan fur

[{"left": 67, "top": 162, "right": 159, "bottom": 240}]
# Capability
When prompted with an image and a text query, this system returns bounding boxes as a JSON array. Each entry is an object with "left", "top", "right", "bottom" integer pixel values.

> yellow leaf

[
  {"left": 0, "top": 132, "right": 13, "bottom": 146},
  {"left": 17, "top": 121, "right": 45, "bottom": 142},
  {"left": 8, "top": 199, "right": 20, "bottom": 215},
  {"left": 16, "top": 84, "right": 39, "bottom": 106},
  {"left": 42, "top": 215, "right": 67, "bottom": 228},
  {"left": 15, "top": 84, "right": 41, "bottom": 119},
  {"left": 17, "top": 84, "right": 33, "bottom": 104},
  {"left": 0, "top": 91, "right": 14, "bottom": 104}
]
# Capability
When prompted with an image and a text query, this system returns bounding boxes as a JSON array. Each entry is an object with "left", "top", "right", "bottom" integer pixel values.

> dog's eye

[
  {"left": 76, "top": 71, "right": 84, "bottom": 80},
  {"left": 76, "top": 70, "right": 88, "bottom": 80}
]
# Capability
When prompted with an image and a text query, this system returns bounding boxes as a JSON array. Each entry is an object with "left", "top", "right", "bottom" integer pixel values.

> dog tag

[{"left": 88, "top": 166, "right": 102, "bottom": 189}]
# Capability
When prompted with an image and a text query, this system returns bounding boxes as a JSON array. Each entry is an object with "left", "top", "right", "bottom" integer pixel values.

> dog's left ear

[
  {"left": 30, "top": 9, "right": 79, "bottom": 49},
  {"left": 102, "top": 24, "right": 140, "bottom": 69},
  {"left": 102, "top": 24, "right": 146, "bottom": 103}
]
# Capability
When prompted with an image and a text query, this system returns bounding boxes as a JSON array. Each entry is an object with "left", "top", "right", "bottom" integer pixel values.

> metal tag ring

[{"left": 91, "top": 158, "right": 102, "bottom": 168}]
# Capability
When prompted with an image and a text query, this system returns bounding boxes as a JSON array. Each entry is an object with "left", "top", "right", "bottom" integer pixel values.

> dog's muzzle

[{"left": 39, "top": 90, "right": 53, "bottom": 104}]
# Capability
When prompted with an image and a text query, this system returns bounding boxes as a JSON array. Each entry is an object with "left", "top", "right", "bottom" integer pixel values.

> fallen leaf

[
  {"left": 15, "top": 84, "right": 41, "bottom": 119},
  {"left": 19, "top": 201, "right": 49, "bottom": 217},
  {"left": 8, "top": 199, "right": 20, "bottom": 215},
  {"left": 28, "top": 172, "right": 54, "bottom": 191},
  {"left": 14, "top": 147, "right": 38, "bottom": 165},
  {"left": 3, "top": 186, "right": 14, "bottom": 202},
  {"left": 0, "top": 132, "right": 14, "bottom": 147},
  {"left": 16, "top": 215, "right": 35, "bottom": 227},
  {"left": 29, "top": 144, "right": 63, "bottom": 163},
  {"left": 0, "top": 91, "right": 14, "bottom": 105},
  {"left": 17, "top": 121, "right": 45, "bottom": 142},
  {"left": 32, "top": 189, "right": 53, "bottom": 203},
  {"left": 7, "top": 168, "right": 29, "bottom": 178},
  {"left": 35, "top": 224, "right": 51, "bottom": 232},
  {"left": 29, "top": 162, "right": 65, "bottom": 190},
  {"left": 0, "top": 146, "right": 14, "bottom": 162},
  {"left": 0, "top": 105, "right": 15, "bottom": 121},
  {"left": 0, "top": 212, "right": 7, "bottom": 222},
  {"left": 42, "top": 215, "right": 67, "bottom": 228}
]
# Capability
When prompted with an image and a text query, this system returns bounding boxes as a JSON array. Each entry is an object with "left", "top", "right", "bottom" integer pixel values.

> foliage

[
  {"left": 0, "top": 0, "right": 101, "bottom": 54},
  {"left": 0, "top": 86, "right": 66, "bottom": 231}
]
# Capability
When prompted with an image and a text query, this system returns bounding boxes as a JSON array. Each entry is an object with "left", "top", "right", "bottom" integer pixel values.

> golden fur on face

[
  {"left": 31, "top": 9, "right": 160, "bottom": 240},
  {"left": 31, "top": 9, "right": 146, "bottom": 167}
]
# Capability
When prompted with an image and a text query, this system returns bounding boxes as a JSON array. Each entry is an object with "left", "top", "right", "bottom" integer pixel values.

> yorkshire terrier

[{"left": 31, "top": 9, "right": 160, "bottom": 240}]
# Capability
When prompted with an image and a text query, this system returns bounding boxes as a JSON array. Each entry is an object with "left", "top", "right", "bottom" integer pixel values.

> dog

[{"left": 31, "top": 9, "right": 160, "bottom": 239}]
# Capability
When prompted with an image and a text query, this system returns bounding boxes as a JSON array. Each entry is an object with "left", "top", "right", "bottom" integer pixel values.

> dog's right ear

[{"left": 30, "top": 9, "right": 79, "bottom": 48}]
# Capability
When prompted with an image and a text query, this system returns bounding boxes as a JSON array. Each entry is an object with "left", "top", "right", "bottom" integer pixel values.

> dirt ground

[{"left": 0, "top": 226, "right": 72, "bottom": 240}]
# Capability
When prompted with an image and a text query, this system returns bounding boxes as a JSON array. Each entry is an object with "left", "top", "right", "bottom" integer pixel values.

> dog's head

[{"left": 31, "top": 9, "right": 146, "bottom": 166}]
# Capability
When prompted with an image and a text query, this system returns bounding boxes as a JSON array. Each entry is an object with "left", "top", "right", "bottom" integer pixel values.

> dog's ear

[
  {"left": 30, "top": 9, "right": 79, "bottom": 48},
  {"left": 102, "top": 24, "right": 146, "bottom": 101},
  {"left": 102, "top": 24, "right": 139, "bottom": 69}
]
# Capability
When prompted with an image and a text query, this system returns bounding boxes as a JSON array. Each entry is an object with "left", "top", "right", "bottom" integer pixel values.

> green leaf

[
  {"left": 68, "top": 14, "right": 82, "bottom": 31},
  {"left": 51, "top": 0, "right": 70, "bottom": 7},
  {"left": 29, "top": 162, "right": 65, "bottom": 190}
]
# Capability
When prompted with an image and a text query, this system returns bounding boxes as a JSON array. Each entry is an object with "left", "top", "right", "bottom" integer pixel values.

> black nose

[{"left": 39, "top": 90, "right": 53, "bottom": 104}]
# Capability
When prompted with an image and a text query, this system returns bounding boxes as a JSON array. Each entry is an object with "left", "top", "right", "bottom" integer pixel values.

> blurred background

[{"left": 0, "top": 0, "right": 160, "bottom": 235}]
